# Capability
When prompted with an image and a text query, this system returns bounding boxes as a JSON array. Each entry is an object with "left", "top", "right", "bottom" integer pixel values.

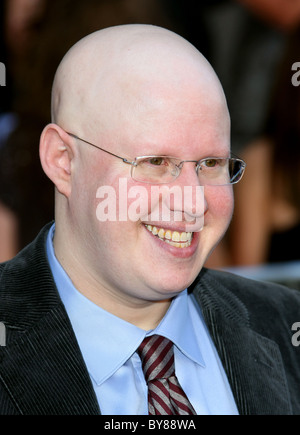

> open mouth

[{"left": 144, "top": 224, "right": 193, "bottom": 248}]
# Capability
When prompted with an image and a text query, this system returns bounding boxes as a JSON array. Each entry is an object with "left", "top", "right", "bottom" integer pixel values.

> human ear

[{"left": 39, "top": 124, "right": 74, "bottom": 198}]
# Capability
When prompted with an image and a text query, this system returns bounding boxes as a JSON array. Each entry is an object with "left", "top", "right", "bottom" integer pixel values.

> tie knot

[{"left": 137, "top": 335, "right": 175, "bottom": 382}]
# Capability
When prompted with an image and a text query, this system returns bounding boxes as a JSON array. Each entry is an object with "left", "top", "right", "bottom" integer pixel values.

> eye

[
  {"left": 203, "top": 159, "right": 219, "bottom": 168},
  {"left": 148, "top": 157, "right": 168, "bottom": 166}
]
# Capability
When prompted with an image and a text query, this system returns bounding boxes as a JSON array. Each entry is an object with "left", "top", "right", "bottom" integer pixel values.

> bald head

[
  {"left": 41, "top": 24, "right": 233, "bottom": 313},
  {"left": 51, "top": 24, "right": 226, "bottom": 138}
]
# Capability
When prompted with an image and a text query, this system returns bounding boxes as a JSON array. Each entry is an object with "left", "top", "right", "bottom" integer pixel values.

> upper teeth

[{"left": 145, "top": 224, "right": 193, "bottom": 246}]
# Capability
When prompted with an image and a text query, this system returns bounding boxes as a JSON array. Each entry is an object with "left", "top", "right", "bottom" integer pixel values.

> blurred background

[{"left": 1, "top": 0, "right": 300, "bottom": 289}]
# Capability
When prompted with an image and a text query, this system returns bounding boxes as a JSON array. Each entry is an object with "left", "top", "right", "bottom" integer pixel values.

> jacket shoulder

[
  {"left": 194, "top": 268, "right": 300, "bottom": 337},
  {"left": 0, "top": 223, "right": 59, "bottom": 329}
]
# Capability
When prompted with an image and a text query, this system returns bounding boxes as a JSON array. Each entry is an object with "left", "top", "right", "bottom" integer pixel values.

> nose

[
  {"left": 177, "top": 160, "right": 198, "bottom": 176},
  {"left": 176, "top": 160, "right": 200, "bottom": 186},
  {"left": 170, "top": 161, "right": 207, "bottom": 232}
]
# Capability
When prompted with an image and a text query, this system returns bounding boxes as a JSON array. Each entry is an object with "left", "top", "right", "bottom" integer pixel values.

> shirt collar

[
  {"left": 154, "top": 292, "right": 205, "bottom": 367},
  {"left": 46, "top": 223, "right": 204, "bottom": 385}
]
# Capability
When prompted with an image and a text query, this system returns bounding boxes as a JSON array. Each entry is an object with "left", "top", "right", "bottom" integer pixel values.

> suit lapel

[
  {"left": 0, "top": 305, "right": 100, "bottom": 415},
  {"left": 0, "top": 224, "right": 100, "bottom": 415},
  {"left": 193, "top": 270, "right": 293, "bottom": 415}
]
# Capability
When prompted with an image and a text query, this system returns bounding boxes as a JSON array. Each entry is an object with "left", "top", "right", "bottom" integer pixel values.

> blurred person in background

[
  {"left": 0, "top": 0, "right": 49, "bottom": 262},
  {"left": 230, "top": 27, "right": 300, "bottom": 266},
  {"left": 237, "top": 0, "right": 300, "bottom": 31}
]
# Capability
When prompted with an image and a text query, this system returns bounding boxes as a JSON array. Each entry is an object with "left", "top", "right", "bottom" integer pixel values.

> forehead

[
  {"left": 114, "top": 81, "right": 230, "bottom": 159},
  {"left": 88, "top": 65, "right": 230, "bottom": 160}
]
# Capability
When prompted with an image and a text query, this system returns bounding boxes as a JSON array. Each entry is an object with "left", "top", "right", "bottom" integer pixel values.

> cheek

[
  {"left": 111, "top": 178, "right": 153, "bottom": 223},
  {"left": 205, "top": 186, "right": 234, "bottom": 224}
]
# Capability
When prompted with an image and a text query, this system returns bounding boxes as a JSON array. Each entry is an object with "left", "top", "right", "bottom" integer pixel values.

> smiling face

[{"left": 47, "top": 25, "right": 234, "bottom": 319}]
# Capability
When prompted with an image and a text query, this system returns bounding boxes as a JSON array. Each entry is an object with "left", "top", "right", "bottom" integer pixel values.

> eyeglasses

[{"left": 67, "top": 132, "right": 246, "bottom": 186}]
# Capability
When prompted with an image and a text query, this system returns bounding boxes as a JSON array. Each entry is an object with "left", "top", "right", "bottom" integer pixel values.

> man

[{"left": 0, "top": 24, "right": 299, "bottom": 415}]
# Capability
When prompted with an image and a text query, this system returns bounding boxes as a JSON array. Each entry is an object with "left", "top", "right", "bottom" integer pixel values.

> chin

[{"left": 151, "top": 267, "right": 202, "bottom": 298}]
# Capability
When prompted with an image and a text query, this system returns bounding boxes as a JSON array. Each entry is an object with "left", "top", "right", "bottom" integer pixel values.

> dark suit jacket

[{"left": 0, "top": 223, "right": 300, "bottom": 415}]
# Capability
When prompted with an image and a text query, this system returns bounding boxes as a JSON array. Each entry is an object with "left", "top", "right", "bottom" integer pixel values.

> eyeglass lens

[{"left": 131, "top": 157, "right": 245, "bottom": 185}]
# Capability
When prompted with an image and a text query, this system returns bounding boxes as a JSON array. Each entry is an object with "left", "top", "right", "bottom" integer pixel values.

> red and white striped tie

[{"left": 138, "top": 335, "right": 196, "bottom": 415}]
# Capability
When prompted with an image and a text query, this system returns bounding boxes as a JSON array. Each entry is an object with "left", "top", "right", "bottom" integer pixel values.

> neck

[{"left": 53, "top": 228, "right": 172, "bottom": 330}]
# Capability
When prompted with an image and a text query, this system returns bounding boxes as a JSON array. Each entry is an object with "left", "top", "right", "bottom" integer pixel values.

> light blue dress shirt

[{"left": 46, "top": 224, "right": 238, "bottom": 415}]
